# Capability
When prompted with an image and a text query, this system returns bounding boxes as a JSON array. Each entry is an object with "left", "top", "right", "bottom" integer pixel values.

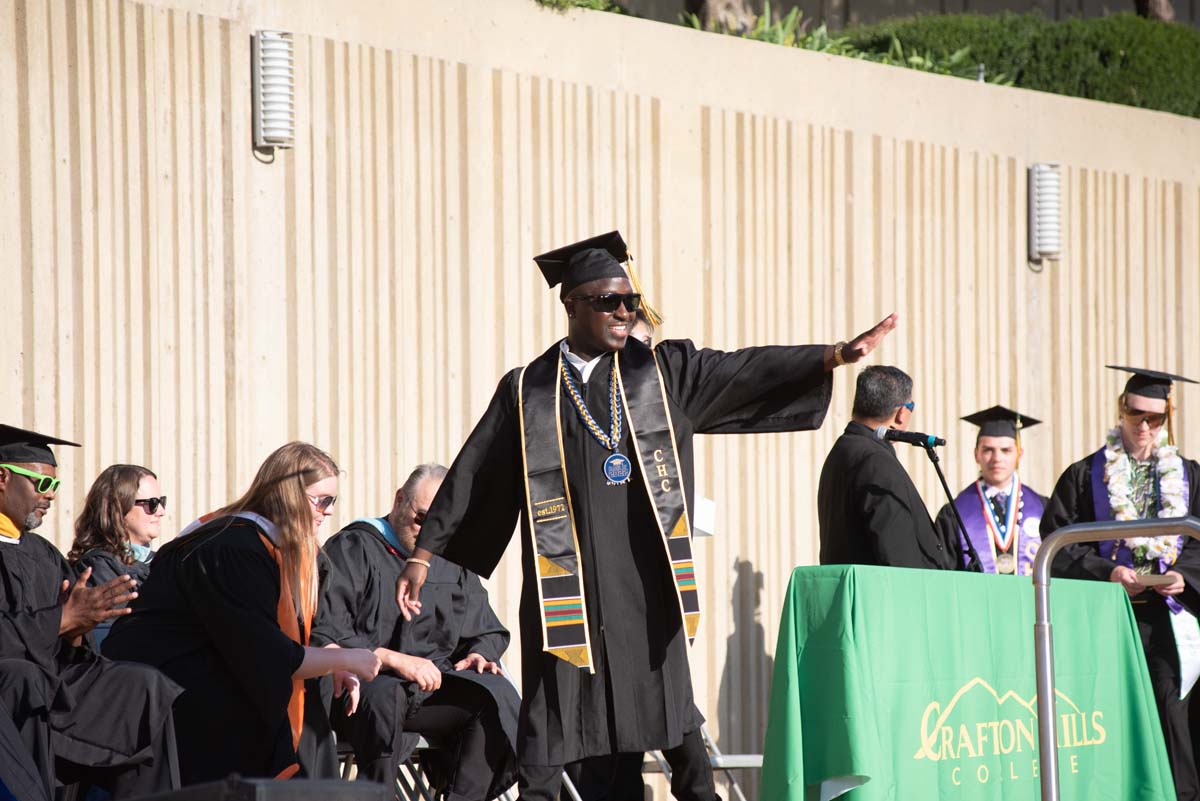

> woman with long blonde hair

[{"left": 105, "top": 442, "right": 380, "bottom": 784}]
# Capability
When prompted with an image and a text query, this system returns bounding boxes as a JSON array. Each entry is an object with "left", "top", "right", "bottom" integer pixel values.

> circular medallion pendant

[
  {"left": 603, "top": 453, "right": 632, "bottom": 486},
  {"left": 995, "top": 552, "right": 1017, "bottom": 575}
]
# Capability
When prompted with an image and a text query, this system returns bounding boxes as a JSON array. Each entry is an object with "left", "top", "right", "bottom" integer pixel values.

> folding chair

[
  {"left": 336, "top": 735, "right": 442, "bottom": 801},
  {"left": 643, "top": 726, "right": 762, "bottom": 801}
]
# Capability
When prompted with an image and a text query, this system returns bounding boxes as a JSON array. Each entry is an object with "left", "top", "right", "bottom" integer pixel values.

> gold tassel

[
  {"left": 1015, "top": 413, "right": 1022, "bottom": 467},
  {"left": 1168, "top": 391, "right": 1176, "bottom": 447},
  {"left": 624, "top": 250, "right": 663, "bottom": 328}
]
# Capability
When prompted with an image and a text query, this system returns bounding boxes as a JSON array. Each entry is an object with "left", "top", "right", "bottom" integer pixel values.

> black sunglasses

[
  {"left": 567, "top": 293, "right": 642, "bottom": 314},
  {"left": 132, "top": 496, "right": 167, "bottom": 514}
]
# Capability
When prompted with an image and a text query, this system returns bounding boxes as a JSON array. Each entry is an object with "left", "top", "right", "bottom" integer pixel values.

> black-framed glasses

[
  {"left": 0, "top": 464, "right": 60, "bottom": 494},
  {"left": 307, "top": 494, "right": 338, "bottom": 512},
  {"left": 132, "top": 496, "right": 167, "bottom": 515},
  {"left": 409, "top": 501, "right": 428, "bottom": 527},
  {"left": 567, "top": 293, "right": 642, "bottom": 314}
]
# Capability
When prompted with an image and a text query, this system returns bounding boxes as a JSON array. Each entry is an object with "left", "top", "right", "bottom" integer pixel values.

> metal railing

[{"left": 1031, "top": 515, "right": 1200, "bottom": 801}]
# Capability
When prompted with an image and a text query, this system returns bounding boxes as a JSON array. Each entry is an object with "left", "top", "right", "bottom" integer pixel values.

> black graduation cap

[
  {"left": 0, "top": 424, "right": 80, "bottom": 467},
  {"left": 534, "top": 231, "right": 630, "bottom": 300},
  {"left": 1107, "top": 365, "right": 1198, "bottom": 400},
  {"left": 962, "top": 405, "right": 1041, "bottom": 441}
]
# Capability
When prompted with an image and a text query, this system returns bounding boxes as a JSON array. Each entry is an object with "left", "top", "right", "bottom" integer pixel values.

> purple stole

[
  {"left": 1089, "top": 447, "right": 1192, "bottom": 613},
  {"left": 955, "top": 480, "right": 1046, "bottom": 575}
]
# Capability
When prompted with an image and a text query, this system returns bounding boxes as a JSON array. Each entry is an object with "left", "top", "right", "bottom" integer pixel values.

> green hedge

[
  {"left": 531, "top": 1, "right": 1200, "bottom": 118},
  {"left": 844, "top": 12, "right": 1200, "bottom": 118},
  {"left": 534, "top": 0, "right": 626, "bottom": 12}
]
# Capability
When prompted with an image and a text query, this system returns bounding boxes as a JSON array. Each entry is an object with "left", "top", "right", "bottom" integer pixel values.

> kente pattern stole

[{"left": 519, "top": 341, "right": 699, "bottom": 671}]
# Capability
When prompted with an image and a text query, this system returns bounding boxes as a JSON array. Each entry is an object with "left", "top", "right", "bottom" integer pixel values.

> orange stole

[{"left": 258, "top": 533, "right": 310, "bottom": 780}]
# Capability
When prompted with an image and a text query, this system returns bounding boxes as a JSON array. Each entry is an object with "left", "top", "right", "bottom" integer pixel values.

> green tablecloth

[{"left": 761, "top": 565, "right": 1174, "bottom": 801}]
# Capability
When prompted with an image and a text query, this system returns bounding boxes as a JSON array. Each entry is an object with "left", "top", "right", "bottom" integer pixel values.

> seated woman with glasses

[
  {"left": 104, "top": 442, "right": 381, "bottom": 785},
  {"left": 67, "top": 464, "right": 165, "bottom": 651}
]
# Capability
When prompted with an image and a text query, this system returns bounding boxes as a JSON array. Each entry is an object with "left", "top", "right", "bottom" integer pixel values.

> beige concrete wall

[{"left": 3, "top": 0, "right": 1200, "bottom": 791}]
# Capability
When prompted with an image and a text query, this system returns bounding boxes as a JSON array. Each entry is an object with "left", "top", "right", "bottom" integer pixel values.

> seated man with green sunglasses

[{"left": 0, "top": 424, "right": 182, "bottom": 798}]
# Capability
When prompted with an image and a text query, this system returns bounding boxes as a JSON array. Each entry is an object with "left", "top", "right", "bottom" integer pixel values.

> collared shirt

[
  {"left": 982, "top": 475, "right": 1017, "bottom": 499},
  {"left": 560, "top": 340, "right": 605, "bottom": 383}
]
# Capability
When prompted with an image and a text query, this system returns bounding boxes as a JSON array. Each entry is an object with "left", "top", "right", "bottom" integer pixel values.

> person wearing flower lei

[
  {"left": 934, "top": 405, "right": 1047, "bottom": 575},
  {"left": 1043, "top": 365, "right": 1200, "bottom": 801}
]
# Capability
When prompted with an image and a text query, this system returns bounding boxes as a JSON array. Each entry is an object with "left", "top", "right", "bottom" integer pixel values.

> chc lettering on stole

[{"left": 653, "top": 448, "right": 671, "bottom": 492}]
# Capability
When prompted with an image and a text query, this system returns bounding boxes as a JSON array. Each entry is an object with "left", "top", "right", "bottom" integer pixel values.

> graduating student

[
  {"left": 104, "top": 442, "right": 381, "bottom": 785},
  {"left": 817, "top": 366, "right": 957, "bottom": 569},
  {"left": 0, "top": 424, "right": 181, "bottom": 799},
  {"left": 1042, "top": 366, "right": 1200, "bottom": 801},
  {"left": 314, "top": 463, "right": 519, "bottom": 799},
  {"left": 396, "top": 231, "right": 897, "bottom": 801},
  {"left": 68, "top": 465, "right": 166, "bottom": 650},
  {"left": 934, "top": 406, "right": 1047, "bottom": 575}
]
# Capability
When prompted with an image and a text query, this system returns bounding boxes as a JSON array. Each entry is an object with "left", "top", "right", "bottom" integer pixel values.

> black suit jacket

[{"left": 817, "top": 421, "right": 958, "bottom": 570}]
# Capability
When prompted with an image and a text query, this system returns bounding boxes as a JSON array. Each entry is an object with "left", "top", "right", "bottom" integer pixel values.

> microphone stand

[{"left": 922, "top": 443, "right": 983, "bottom": 573}]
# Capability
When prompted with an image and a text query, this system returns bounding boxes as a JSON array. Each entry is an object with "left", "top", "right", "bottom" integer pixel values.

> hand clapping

[{"left": 59, "top": 567, "right": 138, "bottom": 638}]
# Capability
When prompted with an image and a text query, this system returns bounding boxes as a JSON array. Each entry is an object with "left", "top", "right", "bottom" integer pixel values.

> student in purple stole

[
  {"left": 1043, "top": 366, "right": 1200, "bottom": 801},
  {"left": 935, "top": 406, "right": 1047, "bottom": 575}
]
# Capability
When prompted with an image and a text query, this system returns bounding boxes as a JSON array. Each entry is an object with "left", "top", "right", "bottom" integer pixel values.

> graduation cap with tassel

[
  {"left": 961, "top": 406, "right": 1041, "bottom": 465},
  {"left": 1108, "top": 365, "right": 1198, "bottom": 446},
  {"left": 533, "top": 230, "right": 664, "bottom": 327}
]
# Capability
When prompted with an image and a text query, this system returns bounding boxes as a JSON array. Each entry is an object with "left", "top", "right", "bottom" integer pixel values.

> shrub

[
  {"left": 534, "top": 0, "right": 627, "bottom": 12},
  {"left": 844, "top": 12, "right": 1200, "bottom": 117},
  {"left": 683, "top": 3, "right": 1015, "bottom": 84}
]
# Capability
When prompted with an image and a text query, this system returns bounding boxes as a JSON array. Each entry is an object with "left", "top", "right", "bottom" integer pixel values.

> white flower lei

[{"left": 1103, "top": 426, "right": 1188, "bottom": 564}]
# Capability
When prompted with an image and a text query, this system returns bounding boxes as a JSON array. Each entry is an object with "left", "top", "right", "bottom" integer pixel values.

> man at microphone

[{"left": 817, "top": 366, "right": 958, "bottom": 569}]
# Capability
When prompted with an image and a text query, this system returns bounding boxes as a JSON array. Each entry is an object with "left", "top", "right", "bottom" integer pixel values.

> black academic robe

[
  {"left": 1042, "top": 453, "right": 1200, "bottom": 801},
  {"left": 313, "top": 521, "right": 520, "bottom": 791},
  {"left": 0, "top": 531, "right": 180, "bottom": 795},
  {"left": 1042, "top": 454, "right": 1200, "bottom": 607},
  {"left": 416, "top": 338, "right": 832, "bottom": 766},
  {"left": 72, "top": 548, "right": 152, "bottom": 654},
  {"left": 817, "top": 421, "right": 957, "bottom": 570},
  {"left": 103, "top": 517, "right": 333, "bottom": 785},
  {"left": 932, "top": 482, "right": 1047, "bottom": 573},
  {"left": 0, "top": 666, "right": 51, "bottom": 801}
]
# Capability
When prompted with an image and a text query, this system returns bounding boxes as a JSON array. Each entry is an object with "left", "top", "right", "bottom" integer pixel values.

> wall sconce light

[
  {"left": 252, "top": 30, "right": 295, "bottom": 150},
  {"left": 1028, "top": 163, "right": 1062, "bottom": 263}
]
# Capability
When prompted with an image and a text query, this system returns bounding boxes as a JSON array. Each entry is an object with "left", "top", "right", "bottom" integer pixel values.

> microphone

[{"left": 874, "top": 426, "right": 946, "bottom": 448}]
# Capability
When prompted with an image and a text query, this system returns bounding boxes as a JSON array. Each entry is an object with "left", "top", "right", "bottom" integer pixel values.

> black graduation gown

[
  {"left": 416, "top": 338, "right": 833, "bottom": 766},
  {"left": 0, "top": 690, "right": 50, "bottom": 801},
  {"left": 932, "top": 483, "right": 1047, "bottom": 572},
  {"left": 817, "top": 421, "right": 957, "bottom": 570},
  {"left": 313, "top": 521, "right": 520, "bottom": 790},
  {"left": 1041, "top": 455, "right": 1200, "bottom": 602},
  {"left": 0, "top": 531, "right": 180, "bottom": 785},
  {"left": 1042, "top": 453, "right": 1200, "bottom": 801},
  {"left": 72, "top": 548, "right": 152, "bottom": 654},
  {"left": 102, "top": 517, "right": 331, "bottom": 785}
]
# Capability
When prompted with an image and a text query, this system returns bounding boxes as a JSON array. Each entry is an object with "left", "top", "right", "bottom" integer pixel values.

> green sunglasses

[{"left": 0, "top": 464, "right": 62, "bottom": 494}]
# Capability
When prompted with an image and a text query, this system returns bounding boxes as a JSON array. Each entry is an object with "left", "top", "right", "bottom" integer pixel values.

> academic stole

[
  {"left": 518, "top": 342, "right": 700, "bottom": 672},
  {"left": 257, "top": 532, "right": 310, "bottom": 780}
]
